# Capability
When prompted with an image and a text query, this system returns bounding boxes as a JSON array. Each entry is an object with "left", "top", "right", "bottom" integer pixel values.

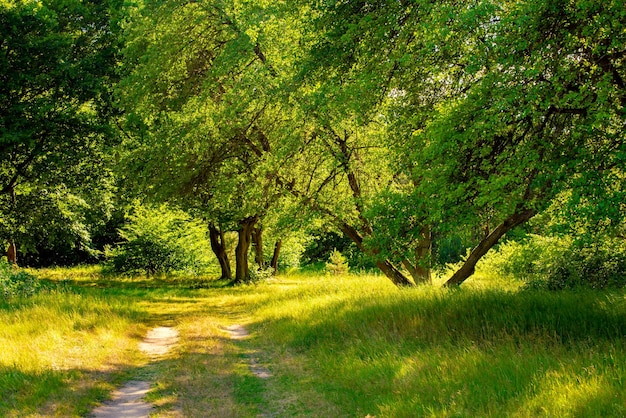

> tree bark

[
  {"left": 444, "top": 208, "right": 536, "bottom": 287},
  {"left": 209, "top": 224, "right": 231, "bottom": 280},
  {"left": 251, "top": 227, "right": 265, "bottom": 268},
  {"left": 6, "top": 239, "right": 17, "bottom": 266},
  {"left": 270, "top": 239, "right": 282, "bottom": 273},
  {"left": 375, "top": 259, "right": 414, "bottom": 287},
  {"left": 339, "top": 223, "right": 414, "bottom": 287},
  {"left": 402, "top": 226, "right": 432, "bottom": 285},
  {"left": 234, "top": 216, "right": 258, "bottom": 284}
]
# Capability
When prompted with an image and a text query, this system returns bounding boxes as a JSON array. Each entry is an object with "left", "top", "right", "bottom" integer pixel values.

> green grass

[
  {"left": 238, "top": 273, "right": 626, "bottom": 417},
  {"left": 0, "top": 287, "right": 148, "bottom": 415},
  {"left": 1, "top": 267, "right": 626, "bottom": 417}
]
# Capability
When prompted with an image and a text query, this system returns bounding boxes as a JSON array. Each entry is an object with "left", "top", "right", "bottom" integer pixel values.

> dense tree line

[{"left": 1, "top": 0, "right": 624, "bottom": 287}]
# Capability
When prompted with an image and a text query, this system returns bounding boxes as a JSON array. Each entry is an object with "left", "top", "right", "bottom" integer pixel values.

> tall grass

[
  {"left": 240, "top": 273, "right": 626, "bottom": 417},
  {"left": 0, "top": 267, "right": 149, "bottom": 417},
  {"left": 2, "top": 267, "right": 626, "bottom": 417}
]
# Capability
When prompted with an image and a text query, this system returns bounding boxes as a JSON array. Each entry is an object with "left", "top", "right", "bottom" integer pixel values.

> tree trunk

[
  {"left": 270, "top": 239, "right": 282, "bottom": 273},
  {"left": 209, "top": 224, "right": 231, "bottom": 280},
  {"left": 339, "top": 222, "right": 414, "bottom": 287},
  {"left": 402, "top": 227, "right": 432, "bottom": 285},
  {"left": 251, "top": 227, "right": 265, "bottom": 268},
  {"left": 6, "top": 239, "right": 17, "bottom": 266},
  {"left": 235, "top": 216, "right": 258, "bottom": 284},
  {"left": 445, "top": 208, "right": 536, "bottom": 287},
  {"left": 375, "top": 259, "right": 414, "bottom": 287},
  {"left": 280, "top": 173, "right": 414, "bottom": 287}
]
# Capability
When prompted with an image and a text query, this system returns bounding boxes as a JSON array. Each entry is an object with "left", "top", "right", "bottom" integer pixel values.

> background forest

[{"left": 1, "top": 0, "right": 625, "bottom": 289}]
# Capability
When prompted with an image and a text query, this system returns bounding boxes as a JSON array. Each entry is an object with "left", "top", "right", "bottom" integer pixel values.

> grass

[
  {"left": 1, "top": 266, "right": 626, "bottom": 416},
  {"left": 0, "top": 268, "right": 149, "bottom": 416}
]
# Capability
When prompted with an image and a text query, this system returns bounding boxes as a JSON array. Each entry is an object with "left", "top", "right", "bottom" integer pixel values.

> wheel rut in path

[
  {"left": 223, "top": 324, "right": 272, "bottom": 379},
  {"left": 91, "top": 326, "right": 179, "bottom": 418}
]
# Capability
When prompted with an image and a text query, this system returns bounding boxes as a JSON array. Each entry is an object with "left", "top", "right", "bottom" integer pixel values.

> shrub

[
  {"left": 0, "top": 258, "right": 41, "bottom": 299},
  {"left": 107, "top": 204, "right": 212, "bottom": 275},
  {"left": 479, "top": 234, "right": 572, "bottom": 283},
  {"left": 249, "top": 265, "right": 275, "bottom": 283},
  {"left": 545, "top": 245, "right": 626, "bottom": 290},
  {"left": 479, "top": 235, "right": 626, "bottom": 290},
  {"left": 326, "top": 249, "right": 349, "bottom": 275}
]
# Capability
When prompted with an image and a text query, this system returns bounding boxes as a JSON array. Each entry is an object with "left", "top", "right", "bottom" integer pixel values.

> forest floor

[{"left": 2, "top": 267, "right": 626, "bottom": 417}]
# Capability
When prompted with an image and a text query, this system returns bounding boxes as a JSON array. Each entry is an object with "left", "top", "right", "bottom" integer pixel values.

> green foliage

[
  {"left": 545, "top": 245, "right": 626, "bottom": 291},
  {"left": 249, "top": 266, "right": 275, "bottom": 283},
  {"left": 0, "top": 259, "right": 40, "bottom": 299},
  {"left": 302, "top": 232, "right": 351, "bottom": 265},
  {"left": 325, "top": 248, "right": 349, "bottom": 275},
  {"left": 0, "top": 186, "right": 106, "bottom": 267},
  {"left": 0, "top": 0, "right": 122, "bottom": 267},
  {"left": 274, "top": 234, "right": 307, "bottom": 271},
  {"left": 479, "top": 235, "right": 572, "bottom": 282},
  {"left": 107, "top": 204, "right": 211, "bottom": 275},
  {"left": 433, "top": 235, "right": 467, "bottom": 267},
  {"left": 480, "top": 235, "right": 626, "bottom": 290}
]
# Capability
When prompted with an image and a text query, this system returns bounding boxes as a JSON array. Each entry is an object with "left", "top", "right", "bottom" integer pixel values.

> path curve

[{"left": 91, "top": 326, "right": 179, "bottom": 418}]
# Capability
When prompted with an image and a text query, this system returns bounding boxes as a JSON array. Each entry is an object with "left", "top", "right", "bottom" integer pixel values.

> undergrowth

[{"left": 0, "top": 259, "right": 41, "bottom": 299}]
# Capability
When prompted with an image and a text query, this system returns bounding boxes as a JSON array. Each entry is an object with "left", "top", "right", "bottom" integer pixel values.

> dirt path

[
  {"left": 90, "top": 381, "right": 152, "bottom": 418},
  {"left": 223, "top": 324, "right": 272, "bottom": 379},
  {"left": 91, "top": 326, "right": 179, "bottom": 418}
]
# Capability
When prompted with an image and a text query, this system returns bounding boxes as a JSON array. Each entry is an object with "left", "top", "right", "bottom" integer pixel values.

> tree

[
  {"left": 118, "top": 0, "right": 624, "bottom": 288},
  {"left": 118, "top": 0, "right": 290, "bottom": 282},
  {"left": 0, "top": 0, "right": 121, "bottom": 264},
  {"left": 277, "top": 0, "right": 429, "bottom": 286},
  {"left": 296, "top": 0, "right": 625, "bottom": 286},
  {"left": 406, "top": 0, "right": 626, "bottom": 286}
]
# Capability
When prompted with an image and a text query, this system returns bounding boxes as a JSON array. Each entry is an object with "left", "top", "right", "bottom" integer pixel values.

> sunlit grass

[
  {"left": 0, "top": 268, "right": 149, "bottom": 417},
  {"left": 2, "top": 267, "right": 626, "bottom": 416},
  {"left": 239, "top": 272, "right": 626, "bottom": 417}
]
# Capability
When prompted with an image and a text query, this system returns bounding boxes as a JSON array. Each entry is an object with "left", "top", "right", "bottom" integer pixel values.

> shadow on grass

[
  {"left": 248, "top": 288, "right": 626, "bottom": 416},
  {"left": 0, "top": 362, "right": 141, "bottom": 417},
  {"left": 265, "top": 289, "right": 626, "bottom": 349},
  {"left": 20, "top": 269, "right": 626, "bottom": 416}
]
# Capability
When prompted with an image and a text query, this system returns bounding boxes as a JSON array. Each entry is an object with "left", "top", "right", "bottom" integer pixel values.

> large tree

[
  {"left": 118, "top": 0, "right": 291, "bottom": 282},
  {"left": 278, "top": 0, "right": 430, "bottom": 286},
  {"left": 295, "top": 0, "right": 625, "bottom": 286},
  {"left": 119, "top": 0, "right": 624, "bottom": 288},
  {"left": 0, "top": 0, "right": 121, "bottom": 264},
  {"left": 406, "top": 0, "right": 626, "bottom": 285}
]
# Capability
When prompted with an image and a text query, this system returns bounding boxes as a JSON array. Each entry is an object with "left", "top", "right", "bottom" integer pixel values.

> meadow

[{"left": 1, "top": 267, "right": 625, "bottom": 417}]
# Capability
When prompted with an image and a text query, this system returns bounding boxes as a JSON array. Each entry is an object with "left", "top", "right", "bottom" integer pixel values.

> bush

[
  {"left": 249, "top": 265, "right": 275, "bottom": 283},
  {"left": 107, "top": 204, "right": 212, "bottom": 275},
  {"left": 545, "top": 245, "right": 626, "bottom": 290},
  {"left": 0, "top": 258, "right": 41, "bottom": 299},
  {"left": 479, "top": 235, "right": 626, "bottom": 290},
  {"left": 479, "top": 234, "right": 572, "bottom": 283},
  {"left": 326, "top": 249, "right": 349, "bottom": 275}
]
